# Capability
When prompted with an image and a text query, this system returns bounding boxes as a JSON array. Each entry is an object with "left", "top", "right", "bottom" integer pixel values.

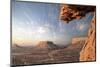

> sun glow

[
  {"left": 37, "top": 27, "right": 47, "bottom": 33},
  {"left": 79, "top": 24, "right": 85, "bottom": 31}
]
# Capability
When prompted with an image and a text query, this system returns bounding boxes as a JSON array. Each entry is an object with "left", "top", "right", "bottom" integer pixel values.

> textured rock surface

[
  {"left": 36, "top": 41, "right": 58, "bottom": 50},
  {"left": 80, "top": 15, "right": 96, "bottom": 61},
  {"left": 59, "top": 4, "right": 95, "bottom": 23}
]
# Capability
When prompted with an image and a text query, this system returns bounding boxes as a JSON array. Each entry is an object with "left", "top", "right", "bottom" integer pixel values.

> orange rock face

[{"left": 80, "top": 15, "right": 96, "bottom": 61}]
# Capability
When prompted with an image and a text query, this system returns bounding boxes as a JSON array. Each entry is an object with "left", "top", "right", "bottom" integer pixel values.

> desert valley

[{"left": 12, "top": 37, "right": 86, "bottom": 65}]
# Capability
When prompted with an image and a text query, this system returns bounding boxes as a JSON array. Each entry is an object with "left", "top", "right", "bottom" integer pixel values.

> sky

[{"left": 12, "top": 0, "right": 94, "bottom": 46}]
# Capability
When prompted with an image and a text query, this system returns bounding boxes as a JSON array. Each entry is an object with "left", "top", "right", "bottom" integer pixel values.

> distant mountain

[
  {"left": 72, "top": 37, "right": 87, "bottom": 44},
  {"left": 36, "top": 41, "right": 59, "bottom": 50},
  {"left": 12, "top": 44, "right": 22, "bottom": 48}
]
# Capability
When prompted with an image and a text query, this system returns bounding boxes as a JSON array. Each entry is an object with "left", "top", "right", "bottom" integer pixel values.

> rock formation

[
  {"left": 80, "top": 14, "right": 96, "bottom": 61},
  {"left": 36, "top": 41, "right": 58, "bottom": 50},
  {"left": 59, "top": 4, "right": 95, "bottom": 23},
  {"left": 59, "top": 4, "right": 96, "bottom": 61},
  {"left": 12, "top": 44, "right": 22, "bottom": 48},
  {"left": 72, "top": 37, "right": 87, "bottom": 44}
]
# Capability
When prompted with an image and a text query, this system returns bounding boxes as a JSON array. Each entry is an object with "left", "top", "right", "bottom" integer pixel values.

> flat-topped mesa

[
  {"left": 36, "top": 41, "right": 58, "bottom": 50},
  {"left": 72, "top": 37, "right": 87, "bottom": 44},
  {"left": 38, "top": 41, "right": 53, "bottom": 45}
]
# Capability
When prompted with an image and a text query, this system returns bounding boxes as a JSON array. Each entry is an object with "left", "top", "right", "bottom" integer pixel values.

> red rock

[{"left": 80, "top": 15, "right": 96, "bottom": 61}]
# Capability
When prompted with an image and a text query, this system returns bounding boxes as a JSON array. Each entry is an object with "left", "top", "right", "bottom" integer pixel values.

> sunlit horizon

[{"left": 12, "top": 0, "right": 94, "bottom": 46}]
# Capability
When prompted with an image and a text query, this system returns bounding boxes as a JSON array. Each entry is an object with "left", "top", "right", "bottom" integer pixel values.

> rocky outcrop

[
  {"left": 59, "top": 4, "right": 95, "bottom": 23},
  {"left": 80, "top": 15, "right": 96, "bottom": 61},
  {"left": 36, "top": 41, "right": 58, "bottom": 50}
]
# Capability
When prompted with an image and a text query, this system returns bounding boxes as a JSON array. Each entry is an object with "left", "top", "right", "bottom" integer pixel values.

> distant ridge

[{"left": 12, "top": 44, "right": 22, "bottom": 48}]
